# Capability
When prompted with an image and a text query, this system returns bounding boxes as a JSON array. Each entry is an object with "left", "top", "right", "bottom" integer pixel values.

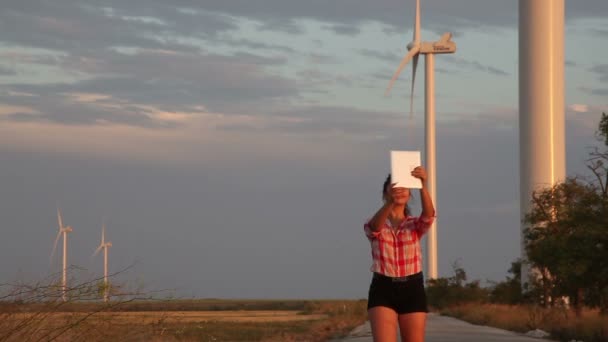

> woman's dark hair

[{"left": 383, "top": 174, "right": 411, "bottom": 216}]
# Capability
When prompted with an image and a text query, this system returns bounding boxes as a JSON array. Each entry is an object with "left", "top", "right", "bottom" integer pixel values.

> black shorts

[{"left": 367, "top": 272, "right": 428, "bottom": 314}]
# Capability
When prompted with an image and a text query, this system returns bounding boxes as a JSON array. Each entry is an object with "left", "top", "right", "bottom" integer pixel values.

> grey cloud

[
  {"left": 580, "top": 86, "right": 608, "bottom": 97},
  {"left": 566, "top": 1, "right": 608, "bottom": 22},
  {"left": 230, "top": 52, "right": 288, "bottom": 66},
  {"left": 0, "top": 52, "right": 63, "bottom": 68},
  {"left": 0, "top": 87, "right": 171, "bottom": 128},
  {"left": 435, "top": 67, "right": 453, "bottom": 74},
  {"left": 589, "top": 28, "right": 608, "bottom": 37},
  {"left": 358, "top": 49, "right": 402, "bottom": 63},
  {"left": 445, "top": 57, "right": 510, "bottom": 76},
  {"left": 307, "top": 53, "right": 338, "bottom": 65},
  {"left": 324, "top": 24, "right": 361, "bottom": 36},
  {"left": 257, "top": 19, "right": 305, "bottom": 35},
  {"left": 0, "top": 65, "right": 17, "bottom": 76},
  {"left": 219, "top": 106, "right": 400, "bottom": 137},
  {"left": 2, "top": 0, "right": 606, "bottom": 58},
  {"left": 0, "top": 2, "right": 237, "bottom": 54},
  {"left": 221, "top": 38, "right": 296, "bottom": 54},
  {"left": 296, "top": 69, "right": 358, "bottom": 88},
  {"left": 589, "top": 64, "right": 608, "bottom": 83},
  {"left": 132, "top": 0, "right": 519, "bottom": 31},
  {"left": 1, "top": 48, "right": 299, "bottom": 126}
]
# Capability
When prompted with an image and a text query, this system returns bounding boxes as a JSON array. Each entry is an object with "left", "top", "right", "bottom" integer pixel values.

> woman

[{"left": 364, "top": 166, "right": 435, "bottom": 342}]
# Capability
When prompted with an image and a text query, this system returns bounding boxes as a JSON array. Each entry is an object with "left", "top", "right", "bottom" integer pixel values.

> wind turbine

[
  {"left": 385, "top": 0, "right": 456, "bottom": 280},
  {"left": 51, "top": 208, "right": 73, "bottom": 301},
  {"left": 519, "top": 0, "right": 565, "bottom": 287},
  {"left": 93, "top": 223, "right": 112, "bottom": 302}
]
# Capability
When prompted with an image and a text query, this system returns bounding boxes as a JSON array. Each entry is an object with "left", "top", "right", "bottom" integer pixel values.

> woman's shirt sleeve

[
  {"left": 363, "top": 220, "right": 382, "bottom": 240},
  {"left": 413, "top": 215, "right": 434, "bottom": 236}
]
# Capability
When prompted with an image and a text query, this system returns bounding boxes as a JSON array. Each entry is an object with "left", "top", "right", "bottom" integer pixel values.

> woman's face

[{"left": 384, "top": 184, "right": 410, "bottom": 205}]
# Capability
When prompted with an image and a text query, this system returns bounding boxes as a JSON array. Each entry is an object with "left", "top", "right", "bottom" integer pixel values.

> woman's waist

[{"left": 373, "top": 271, "right": 423, "bottom": 283}]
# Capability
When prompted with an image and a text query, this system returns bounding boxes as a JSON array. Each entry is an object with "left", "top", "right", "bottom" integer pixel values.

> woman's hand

[
  {"left": 412, "top": 166, "right": 435, "bottom": 217},
  {"left": 411, "top": 166, "right": 428, "bottom": 184}
]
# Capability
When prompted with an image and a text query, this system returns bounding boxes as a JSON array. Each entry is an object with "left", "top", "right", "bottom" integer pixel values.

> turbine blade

[
  {"left": 57, "top": 208, "right": 64, "bottom": 229},
  {"left": 102, "top": 224, "right": 105, "bottom": 244},
  {"left": 385, "top": 47, "right": 420, "bottom": 96},
  {"left": 93, "top": 245, "right": 103, "bottom": 257},
  {"left": 50, "top": 230, "right": 61, "bottom": 264},
  {"left": 410, "top": 54, "right": 419, "bottom": 120},
  {"left": 414, "top": 0, "right": 421, "bottom": 43}
]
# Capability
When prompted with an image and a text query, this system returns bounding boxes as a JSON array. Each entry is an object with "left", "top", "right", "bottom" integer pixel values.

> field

[{"left": 0, "top": 299, "right": 368, "bottom": 341}]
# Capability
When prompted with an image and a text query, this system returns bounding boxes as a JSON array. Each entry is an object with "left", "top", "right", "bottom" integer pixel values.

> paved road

[{"left": 336, "top": 313, "right": 553, "bottom": 342}]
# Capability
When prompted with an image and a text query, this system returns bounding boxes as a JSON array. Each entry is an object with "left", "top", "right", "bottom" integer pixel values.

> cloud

[
  {"left": 257, "top": 18, "right": 305, "bottom": 35},
  {"left": 0, "top": 2, "right": 223, "bottom": 53},
  {"left": 589, "top": 28, "right": 608, "bottom": 37},
  {"left": 0, "top": 47, "right": 299, "bottom": 127},
  {"left": 2, "top": 0, "right": 607, "bottom": 59},
  {"left": 220, "top": 38, "right": 296, "bottom": 54},
  {"left": 580, "top": 86, "right": 608, "bottom": 97},
  {"left": 358, "top": 49, "right": 401, "bottom": 63},
  {"left": 569, "top": 104, "right": 589, "bottom": 113},
  {"left": 0, "top": 65, "right": 17, "bottom": 76},
  {"left": 306, "top": 53, "right": 338, "bottom": 65},
  {"left": 444, "top": 57, "right": 510, "bottom": 76},
  {"left": 589, "top": 64, "right": 608, "bottom": 83},
  {"left": 323, "top": 24, "right": 361, "bottom": 36}
]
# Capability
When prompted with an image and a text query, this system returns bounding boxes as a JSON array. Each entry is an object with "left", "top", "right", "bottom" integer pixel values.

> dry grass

[
  {"left": 1, "top": 270, "right": 367, "bottom": 341},
  {"left": 0, "top": 299, "right": 367, "bottom": 342},
  {"left": 8, "top": 310, "right": 327, "bottom": 324},
  {"left": 440, "top": 303, "right": 608, "bottom": 342}
]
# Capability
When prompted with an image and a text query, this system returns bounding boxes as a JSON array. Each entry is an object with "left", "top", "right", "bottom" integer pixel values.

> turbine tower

[
  {"left": 519, "top": 0, "right": 565, "bottom": 286},
  {"left": 385, "top": 0, "right": 456, "bottom": 279},
  {"left": 93, "top": 223, "right": 112, "bottom": 302},
  {"left": 51, "top": 209, "right": 73, "bottom": 301}
]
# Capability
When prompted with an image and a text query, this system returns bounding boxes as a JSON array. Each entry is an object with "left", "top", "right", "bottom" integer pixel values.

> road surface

[{"left": 336, "top": 313, "right": 553, "bottom": 342}]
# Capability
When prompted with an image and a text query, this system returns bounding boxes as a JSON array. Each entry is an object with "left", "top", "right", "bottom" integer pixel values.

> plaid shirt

[{"left": 364, "top": 215, "right": 434, "bottom": 277}]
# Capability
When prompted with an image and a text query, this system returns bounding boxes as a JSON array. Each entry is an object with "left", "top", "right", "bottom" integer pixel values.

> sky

[{"left": 1, "top": 0, "right": 607, "bottom": 299}]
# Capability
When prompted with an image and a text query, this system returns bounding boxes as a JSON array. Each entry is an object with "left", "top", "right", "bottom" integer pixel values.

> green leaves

[{"left": 523, "top": 113, "right": 608, "bottom": 311}]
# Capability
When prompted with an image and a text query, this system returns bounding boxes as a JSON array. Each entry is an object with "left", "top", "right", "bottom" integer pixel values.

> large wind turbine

[
  {"left": 519, "top": 0, "right": 565, "bottom": 286},
  {"left": 93, "top": 223, "right": 112, "bottom": 302},
  {"left": 385, "top": 0, "right": 456, "bottom": 279},
  {"left": 51, "top": 209, "right": 73, "bottom": 301}
]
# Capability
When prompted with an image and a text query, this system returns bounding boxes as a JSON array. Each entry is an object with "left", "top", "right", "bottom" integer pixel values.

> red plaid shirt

[{"left": 364, "top": 215, "right": 434, "bottom": 277}]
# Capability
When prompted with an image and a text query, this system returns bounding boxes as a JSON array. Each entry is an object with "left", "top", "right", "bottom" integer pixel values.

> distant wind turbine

[
  {"left": 385, "top": 0, "right": 456, "bottom": 279},
  {"left": 51, "top": 208, "right": 73, "bottom": 301},
  {"left": 93, "top": 223, "right": 112, "bottom": 302}
]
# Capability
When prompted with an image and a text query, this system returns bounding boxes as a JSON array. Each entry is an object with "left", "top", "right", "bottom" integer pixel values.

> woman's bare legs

[
  {"left": 398, "top": 312, "right": 426, "bottom": 342},
  {"left": 368, "top": 306, "right": 398, "bottom": 342}
]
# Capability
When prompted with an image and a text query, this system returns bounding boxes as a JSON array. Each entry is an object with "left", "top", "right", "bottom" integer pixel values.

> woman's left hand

[{"left": 411, "top": 166, "right": 428, "bottom": 183}]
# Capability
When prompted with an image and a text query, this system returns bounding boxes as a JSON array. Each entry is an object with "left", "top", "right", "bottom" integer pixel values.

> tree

[
  {"left": 426, "top": 261, "right": 489, "bottom": 309},
  {"left": 490, "top": 259, "right": 523, "bottom": 304},
  {"left": 588, "top": 112, "right": 608, "bottom": 198},
  {"left": 523, "top": 113, "right": 608, "bottom": 315}
]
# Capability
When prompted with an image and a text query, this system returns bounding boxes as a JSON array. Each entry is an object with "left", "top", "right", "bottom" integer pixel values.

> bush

[
  {"left": 489, "top": 260, "right": 524, "bottom": 305},
  {"left": 426, "top": 262, "right": 489, "bottom": 309}
]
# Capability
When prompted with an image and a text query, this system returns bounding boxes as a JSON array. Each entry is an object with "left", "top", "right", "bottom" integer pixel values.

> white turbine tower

[
  {"left": 51, "top": 208, "right": 73, "bottom": 301},
  {"left": 385, "top": 0, "right": 456, "bottom": 280},
  {"left": 93, "top": 223, "right": 112, "bottom": 302},
  {"left": 519, "top": 0, "right": 565, "bottom": 286}
]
